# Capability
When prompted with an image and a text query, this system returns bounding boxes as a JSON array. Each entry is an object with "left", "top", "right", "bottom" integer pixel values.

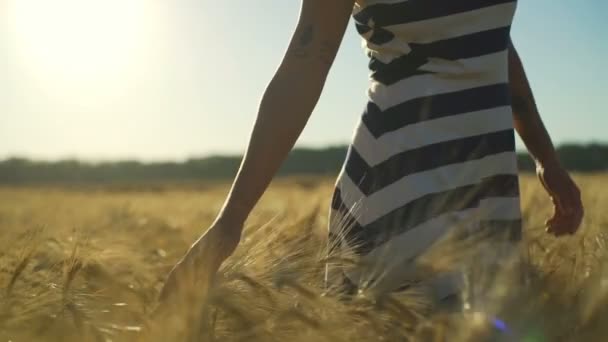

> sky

[{"left": 0, "top": 0, "right": 606, "bottom": 161}]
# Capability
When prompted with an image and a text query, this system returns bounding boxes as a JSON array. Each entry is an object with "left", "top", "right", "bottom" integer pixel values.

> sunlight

[{"left": 9, "top": 0, "right": 147, "bottom": 83}]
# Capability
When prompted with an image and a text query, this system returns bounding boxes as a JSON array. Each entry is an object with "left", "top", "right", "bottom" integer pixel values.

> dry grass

[{"left": 1, "top": 174, "right": 607, "bottom": 341}]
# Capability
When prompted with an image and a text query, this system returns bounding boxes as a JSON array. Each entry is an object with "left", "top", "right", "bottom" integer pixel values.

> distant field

[{"left": 0, "top": 174, "right": 607, "bottom": 341}]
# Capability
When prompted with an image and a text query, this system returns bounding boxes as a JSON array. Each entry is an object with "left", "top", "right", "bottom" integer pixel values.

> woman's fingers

[
  {"left": 567, "top": 185, "right": 584, "bottom": 234},
  {"left": 538, "top": 165, "right": 584, "bottom": 237},
  {"left": 546, "top": 189, "right": 583, "bottom": 236},
  {"left": 545, "top": 196, "right": 563, "bottom": 235},
  {"left": 558, "top": 181, "right": 583, "bottom": 234}
]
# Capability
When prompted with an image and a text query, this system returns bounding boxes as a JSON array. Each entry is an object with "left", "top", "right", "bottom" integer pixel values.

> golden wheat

[{"left": 0, "top": 174, "right": 607, "bottom": 341}]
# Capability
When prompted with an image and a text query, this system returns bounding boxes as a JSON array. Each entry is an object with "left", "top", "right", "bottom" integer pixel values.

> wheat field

[{"left": 1, "top": 174, "right": 607, "bottom": 341}]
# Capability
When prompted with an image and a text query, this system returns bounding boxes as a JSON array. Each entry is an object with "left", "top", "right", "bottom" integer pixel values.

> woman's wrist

[
  {"left": 216, "top": 200, "right": 250, "bottom": 226},
  {"left": 534, "top": 152, "right": 561, "bottom": 171}
]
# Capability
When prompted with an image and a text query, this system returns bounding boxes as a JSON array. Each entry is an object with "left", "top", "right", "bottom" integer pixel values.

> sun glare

[{"left": 9, "top": 0, "right": 147, "bottom": 84}]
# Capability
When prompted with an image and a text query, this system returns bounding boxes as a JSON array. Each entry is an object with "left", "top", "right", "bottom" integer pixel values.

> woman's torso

[
  {"left": 327, "top": 0, "right": 522, "bottom": 293},
  {"left": 352, "top": 0, "right": 518, "bottom": 108}
]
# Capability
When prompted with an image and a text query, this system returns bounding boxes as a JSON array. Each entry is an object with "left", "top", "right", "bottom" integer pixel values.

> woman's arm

[
  {"left": 219, "top": 0, "right": 356, "bottom": 225},
  {"left": 508, "top": 39, "right": 558, "bottom": 167},
  {"left": 508, "top": 38, "right": 583, "bottom": 236},
  {"left": 156, "top": 0, "right": 356, "bottom": 306}
]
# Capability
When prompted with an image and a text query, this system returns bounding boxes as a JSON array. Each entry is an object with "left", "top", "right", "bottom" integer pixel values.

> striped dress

[{"left": 327, "top": 0, "right": 522, "bottom": 296}]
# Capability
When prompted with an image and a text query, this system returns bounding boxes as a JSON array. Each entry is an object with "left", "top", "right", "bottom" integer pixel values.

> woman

[{"left": 158, "top": 0, "right": 583, "bottom": 307}]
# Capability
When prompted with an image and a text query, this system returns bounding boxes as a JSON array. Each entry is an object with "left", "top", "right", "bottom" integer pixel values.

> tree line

[{"left": 0, "top": 143, "right": 606, "bottom": 184}]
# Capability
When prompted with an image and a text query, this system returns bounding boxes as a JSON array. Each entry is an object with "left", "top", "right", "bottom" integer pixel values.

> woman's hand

[
  {"left": 156, "top": 216, "right": 243, "bottom": 308},
  {"left": 536, "top": 162, "right": 584, "bottom": 236}
]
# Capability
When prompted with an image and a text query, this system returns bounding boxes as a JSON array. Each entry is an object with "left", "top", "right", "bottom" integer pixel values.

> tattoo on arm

[
  {"left": 300, "top": 25, "right": 314, "bottom": 45},
  {"left": 290, "top": 24, "right": 337, "bottom": 66},
  {"left": 292, "top": 25, "right": 314, "bottom": 58}
]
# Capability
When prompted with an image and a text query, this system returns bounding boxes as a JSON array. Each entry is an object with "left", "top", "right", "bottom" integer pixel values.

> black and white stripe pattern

[{"left": 328, "top": 0, "right": 522, "bottom": 288}]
